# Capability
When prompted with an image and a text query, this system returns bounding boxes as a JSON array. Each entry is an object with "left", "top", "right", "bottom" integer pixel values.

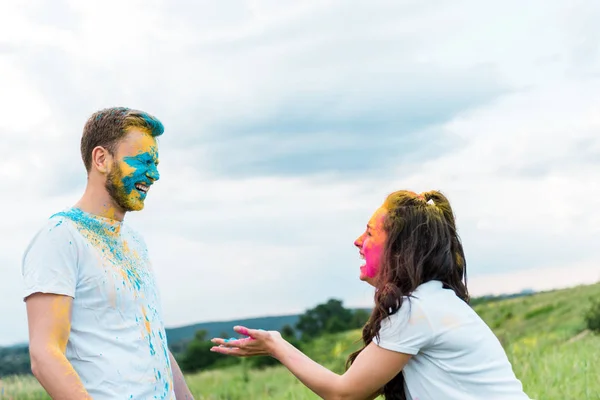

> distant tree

[
  {"left": 168, "top": 339, "right": 191, "bottom": 356},
  {"left": 296, "top": 310, "right": 320, "bottom": 340},
  {"left": 0, "top": 346, "right": 32, "bottom": 377},
  {"left": 324, "top": 316, "right": 347, "bottom": 334},
  {"left": 350, "top": 309, "right": 371, "bottom": 329},
  {"left": 281, "top": 324, "right": 296, "bottom": 339},
  {"left": 585, "top": 298, "right": 600, "bottom": 334},
  {"left": 295, "top": 299, "right": 354, "bottom": 340},
  {"left": 194, "top": 329, "right": 208, "bottom": 341},
  {"left": 179, "top": 329, "right": 222, "bottom": 373}
]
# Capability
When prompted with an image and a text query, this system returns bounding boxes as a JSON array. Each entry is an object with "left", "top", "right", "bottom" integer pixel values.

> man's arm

[
  {"left": 26, "top": 293, "right": 92, "bottom": 400},
  {"left": 169, "top": 350, "right": 194, "bottom": 399}
]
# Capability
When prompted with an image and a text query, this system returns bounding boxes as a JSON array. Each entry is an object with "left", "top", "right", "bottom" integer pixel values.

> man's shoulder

[
  {"left": 22, "top": 211, "right": 80, "bottom": 267},
  {"left": 27, "top": 211, "right": 78, "bottom": 246}
]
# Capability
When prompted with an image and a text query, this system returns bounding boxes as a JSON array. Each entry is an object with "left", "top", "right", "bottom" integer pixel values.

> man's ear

[{"left": 91, "top": 146, "right": 112, "bottom": 174}]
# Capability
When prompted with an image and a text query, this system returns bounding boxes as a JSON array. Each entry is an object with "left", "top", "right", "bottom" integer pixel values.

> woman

[{"left": 210, "top": 190, "right": 530, "bottom": 400}]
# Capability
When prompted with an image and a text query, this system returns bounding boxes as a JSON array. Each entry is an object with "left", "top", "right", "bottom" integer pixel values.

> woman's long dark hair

[{"left": 346, "top": 190, "right": 469, "bottom": 400}]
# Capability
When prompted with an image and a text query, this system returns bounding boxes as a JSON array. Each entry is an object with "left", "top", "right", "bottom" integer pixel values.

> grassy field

[{"left": 1, "top": 283, "right": 599, "bottom": 399}]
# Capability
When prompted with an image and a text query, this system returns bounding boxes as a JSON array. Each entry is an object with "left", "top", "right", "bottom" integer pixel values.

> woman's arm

[{"left": 211, "top": 326, "right": 411, "bottom": 400}]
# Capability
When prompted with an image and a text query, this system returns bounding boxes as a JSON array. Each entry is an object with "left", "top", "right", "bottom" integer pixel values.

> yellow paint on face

[
  {"left": 125, "top": 129, "right": 159, "bottom": 159},
  {"left": 109, "top": 129, "right": 160, "bottom": 212}
]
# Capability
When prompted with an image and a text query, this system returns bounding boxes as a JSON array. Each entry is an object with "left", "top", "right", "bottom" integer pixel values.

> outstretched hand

[{"left": 210, "top": 326, "right": 283, "bottom": 358}]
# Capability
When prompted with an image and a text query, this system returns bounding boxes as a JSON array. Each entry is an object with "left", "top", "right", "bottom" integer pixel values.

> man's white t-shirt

[
  {"left": 22, "top": 208, "right": 175, "bottom": 399},
  {"left": 373, "top": 280, "right": 531, "bottom": 400}
]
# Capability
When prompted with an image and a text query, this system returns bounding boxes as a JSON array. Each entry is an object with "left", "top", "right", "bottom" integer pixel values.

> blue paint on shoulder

[{"left": 51, "top": 208, "right": 145, "bottom": 291}]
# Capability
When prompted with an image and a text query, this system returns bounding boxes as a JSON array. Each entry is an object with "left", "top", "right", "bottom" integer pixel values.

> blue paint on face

[{"left": 121, "top": 150, "right": 160, "bottom": 200}]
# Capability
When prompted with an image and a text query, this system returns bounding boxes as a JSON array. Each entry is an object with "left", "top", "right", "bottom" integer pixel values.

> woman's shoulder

[
  {"left": 409, "top": 280, "right": 468, "bottom": 306},
  {"left": 396, "top": 281, "right": 476, "bottom": 324}
]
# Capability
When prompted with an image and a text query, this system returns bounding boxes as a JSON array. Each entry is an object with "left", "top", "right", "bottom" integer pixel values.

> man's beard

[{"left": 105, "top": 163, "right": 135, "bottom": 212}]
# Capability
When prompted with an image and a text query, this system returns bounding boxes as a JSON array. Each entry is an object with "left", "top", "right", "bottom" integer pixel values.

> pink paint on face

[{"left": 354, "top": 206, "right": 388, "bottom": 285}]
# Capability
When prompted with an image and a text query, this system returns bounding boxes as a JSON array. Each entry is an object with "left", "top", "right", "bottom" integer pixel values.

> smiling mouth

[{"left": 135, "top": 183, "right": 150, "bottom": 194}]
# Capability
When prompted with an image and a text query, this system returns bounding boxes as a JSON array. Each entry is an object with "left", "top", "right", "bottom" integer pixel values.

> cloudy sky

[{"left": 1, "top": 0, "right": 599, "bottom": 346}]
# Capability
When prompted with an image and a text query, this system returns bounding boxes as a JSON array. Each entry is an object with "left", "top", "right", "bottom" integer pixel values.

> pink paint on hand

[{"left": 237, "top": 327, "right": 249, "bottom": 336}]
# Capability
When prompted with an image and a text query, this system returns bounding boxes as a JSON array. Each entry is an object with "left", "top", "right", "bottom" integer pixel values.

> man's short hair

[{"left": 80, "top": 107, "right": 164, "bottom": 172}]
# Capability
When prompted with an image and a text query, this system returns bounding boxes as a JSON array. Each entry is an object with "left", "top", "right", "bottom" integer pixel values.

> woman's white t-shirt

[{"left": 373, "top": 280, "right": 531, "bottom": 400}]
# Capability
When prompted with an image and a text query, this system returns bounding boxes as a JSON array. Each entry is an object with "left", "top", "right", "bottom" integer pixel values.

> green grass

[{"left": 2, "top": 283, "right": 599, "bottom": 399}]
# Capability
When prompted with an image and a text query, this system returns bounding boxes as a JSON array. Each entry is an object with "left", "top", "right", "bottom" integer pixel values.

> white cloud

[
  {"left": 467, "top": 260, "right": 600, "bottom": 297},
  {"left": 1, "top": 0, "right": 599, "bottom": 345},
  {"left": 383, "top": 78, "right": 600, "bottom": 279}
]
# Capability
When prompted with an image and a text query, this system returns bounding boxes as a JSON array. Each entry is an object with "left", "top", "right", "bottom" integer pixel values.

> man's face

[
  {"left": 354, "top": 205, "right": 388, "bottom": 286},
  {"left": 105, "top": 129, "right": 160, "bottom": 213}
]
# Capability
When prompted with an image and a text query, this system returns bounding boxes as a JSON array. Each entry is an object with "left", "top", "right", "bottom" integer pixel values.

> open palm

[{"left": 210, "top": 326, "right": 283, "bottom": 358}]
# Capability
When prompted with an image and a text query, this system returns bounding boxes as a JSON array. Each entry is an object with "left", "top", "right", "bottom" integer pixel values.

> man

[{"left": 22, "top": 107, "right": 193, "bottom": 399}]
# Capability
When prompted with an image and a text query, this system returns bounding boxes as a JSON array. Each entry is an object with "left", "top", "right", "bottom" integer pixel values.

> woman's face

[{"left": 354, "top": 205, "right": 388, "bottom": 286}]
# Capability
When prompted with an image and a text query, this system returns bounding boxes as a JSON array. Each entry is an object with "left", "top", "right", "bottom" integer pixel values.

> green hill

[
  {"left": 164, "top": 291, "right": 537, "bottom": 349},
  {"left": 181, "top": 282, "right": 600, "bottom": 400},
  {"left": 2, "top": 282, "right": 598, "bottom": 399}
]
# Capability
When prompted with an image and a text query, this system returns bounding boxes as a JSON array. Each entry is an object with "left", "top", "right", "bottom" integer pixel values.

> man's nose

[{"left": 147, "top": 167, "right": 160, "bottom": 182}]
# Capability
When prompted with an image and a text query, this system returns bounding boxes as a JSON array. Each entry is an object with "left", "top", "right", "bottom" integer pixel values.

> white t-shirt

[
  {"left": 373, "top": 280, "right": 531, "bottom": 400},
  {"left": 22, "top": 208, "right": 175, "bottom": 400}
]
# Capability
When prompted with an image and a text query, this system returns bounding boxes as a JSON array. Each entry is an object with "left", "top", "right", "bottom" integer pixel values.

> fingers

[
  {"left": 234, "top": 326, "right": 250, "bottom": 336},
  {"left": 211, "top": 337, "right": 252, "bottom": 348},
  {"left": 234, "top": 325, "right": 265, "bottom": 338},
  {"left": 210, "top": 345, "right": 246, "bottom": 356},
  {"left": 210, "top": 343, "right": 270, "bottom": 357},
  {"left": 209, "top": 326, "right": 266, "bottom": 350}
]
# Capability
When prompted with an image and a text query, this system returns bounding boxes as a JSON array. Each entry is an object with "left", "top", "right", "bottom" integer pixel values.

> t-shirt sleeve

[
  {"left": 373, "top": 298, "right": 434, "bottom": 355},
  {"left": 21, "top": 219, "right": 79, "bottom": 300}
]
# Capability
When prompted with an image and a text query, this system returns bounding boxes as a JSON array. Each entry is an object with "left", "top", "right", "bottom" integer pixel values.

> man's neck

[{"left": 75, "top": 184, "right": 125, "bottom": 222}]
